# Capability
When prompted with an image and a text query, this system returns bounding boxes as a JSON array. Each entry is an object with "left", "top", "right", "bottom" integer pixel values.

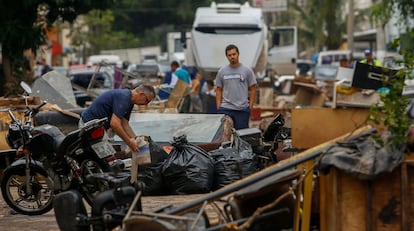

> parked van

[
  {"left": 317, "top": 50, "right": 353, "bottom": 66},
  {"left": 87, "top": 55, "right": 122, "bottom": 67}
]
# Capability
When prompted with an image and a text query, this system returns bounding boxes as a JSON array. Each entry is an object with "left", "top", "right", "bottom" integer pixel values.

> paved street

[{"left": 0, "top": 192, "right": 212, "bottom": 231}]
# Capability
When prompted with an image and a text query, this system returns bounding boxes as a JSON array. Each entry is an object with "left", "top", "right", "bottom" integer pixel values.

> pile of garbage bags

[{"left": 139, "top": 134, "right": 259, "bottom": 195}]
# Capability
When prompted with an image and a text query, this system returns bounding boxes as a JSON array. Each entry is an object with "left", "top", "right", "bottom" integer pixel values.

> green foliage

[
  {"left": 0, "top": 0, "right": 115, "bottom": 56},
  {"left": 0, "top": 0, "right": 115, "bottom": 95},
  {"left": 111, "top": 0, "right": 234, "bottom": 41},
  {"left": 289, "top": 0, "right": 346, "bottom": 51},
  {"left": 369, "top": 70, "right": 409, "bottom": 147},
  {"left": 368, "top": 0, "right": 414, "bottom": 148},
  {"left": 369, "top": 36, "right": 414, "bottom": 148},
  {"left": 69, "top": 9, "right": 140, "bottom": 56}
]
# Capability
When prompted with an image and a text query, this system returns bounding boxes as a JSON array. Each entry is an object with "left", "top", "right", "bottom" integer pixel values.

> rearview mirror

[{"left": 20, "top": 81, "right": 32, "bottom": 94}]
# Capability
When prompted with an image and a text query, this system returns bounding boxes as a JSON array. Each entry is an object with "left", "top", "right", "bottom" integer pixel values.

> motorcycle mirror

[{"left": 20, "top": 81, "right": 32, "bottom": 94}]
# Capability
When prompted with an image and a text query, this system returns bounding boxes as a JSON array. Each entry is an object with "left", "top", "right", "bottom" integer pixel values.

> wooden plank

[
  {"left": 0, "top": 131, "right": 9, "bottom": 150},
  {"left": 166, "top": 80, "right": 190, "bottom": 109},
  {"left": 321, "top": 168, "right": 369, "bottom": 231},
  {"left": 49, "top": 103, "right": 80, "bottom": 119},
  {"left": 291, "top": 108, "right": 371, "bottom": 149},
  {"left": 400, "top": 163, "right": 409, "bottom": 231},
  {"left": 320, "top": 160, "right": 412, "bottom": 231},
  {"left": 259, "top": 87, "right": 274, "bottom": 106},
  {"left": 293, "top": 163, "right": 304, "bottom": 231},
  {"left": 301, "top": 160, "right": 314, "bottom": 231},
  {"left": 319, "top": 168, "right": 339, "bottom": 231}
]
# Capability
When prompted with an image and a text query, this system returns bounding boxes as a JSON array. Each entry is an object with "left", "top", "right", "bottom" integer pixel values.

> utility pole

[
  {"left": 347, "top": 0, "right": 354, "bottom": 53},
  {"left": 376, "top": 24, "right": 387, "bottom": 64}
]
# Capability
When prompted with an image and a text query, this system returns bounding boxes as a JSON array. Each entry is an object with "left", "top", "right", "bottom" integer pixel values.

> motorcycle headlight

[{"left": 6, "top": 124, "right": 22, "bottom": 149}]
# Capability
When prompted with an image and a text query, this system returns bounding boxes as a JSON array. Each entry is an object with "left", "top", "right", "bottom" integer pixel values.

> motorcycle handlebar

[
  {"left": 25, "top": 101, "right": 47, "bottom": 117},
  {"left": 8, "top": 109, "right": 19, "bottom": 123},
  {"left": 32, "top": 101, "right": 47, "bottom": 115}
]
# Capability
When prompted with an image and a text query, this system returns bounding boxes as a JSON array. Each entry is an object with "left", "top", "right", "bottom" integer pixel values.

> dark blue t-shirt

[
  {"left": 158, "top": 71, "right": 173, "bottom": 100},
  {"left": 81, "top": 89, "right": 133, "bottom": 129}
]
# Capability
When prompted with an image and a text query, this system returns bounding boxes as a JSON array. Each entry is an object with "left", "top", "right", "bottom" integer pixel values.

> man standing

[
  {"left": 360, "top": 49, "right": 382, "bottom": 67},
  {"left": 80, "top": 85, "right": 156, "bottom": 152},
  {"left": 215, "top": 44, "right": 257, "bottom": 130}
]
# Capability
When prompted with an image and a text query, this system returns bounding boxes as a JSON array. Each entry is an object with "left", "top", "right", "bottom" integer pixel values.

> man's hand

[{"left": 128, "top": 137, "right": 139, "bottom": 152}]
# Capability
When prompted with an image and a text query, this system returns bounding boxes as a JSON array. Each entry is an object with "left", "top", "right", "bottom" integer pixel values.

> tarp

[{"left": 319, "top": 134, "right": 405, "bottom": 180}]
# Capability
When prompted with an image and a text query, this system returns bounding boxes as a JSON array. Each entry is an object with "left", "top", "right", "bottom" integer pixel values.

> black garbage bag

[
  {"left": 138, "top": 161, "right": 168, "bottom": 196},
  {"left": 262, "top": 114, "right": 285, "bottom": 142},
  {"left": 210, "top": 133, "right": 259, "bottom": 190},
  {"left": 135, "top": 137, "right": 169, "bottom": 196},
  {"left": 148, "top": 136, "right": 169, "bottom": 164},
  {"left": 319, "top": 135, "right": 405, "bottom": 180},
  {"left": 162, "top": 135, "right": 215, "bottom": 194}
]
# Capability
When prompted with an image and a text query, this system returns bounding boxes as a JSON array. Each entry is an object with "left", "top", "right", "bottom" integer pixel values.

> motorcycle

[
  {"left": 1, "top": 81, "right": 117, "bottom": 215},
  {"left": 54, "top": 170, "right": 139, "bottom": 231}
]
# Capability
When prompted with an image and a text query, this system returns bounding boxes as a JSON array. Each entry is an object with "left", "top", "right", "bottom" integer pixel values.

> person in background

[
  {"left": 215, "top": 44, "right": 257, "bottom": 130},
  {"left": 339, "top": 57, "right": 351, "bottom": 68},
  {"left": 40, "top": 58, "right": 52, "bottom": 75},
  {"left": 321, "top": 56, "right": 332, "bottom": 65},
  {"left": 202, "top": 79, "right": 217, "bottom": 114},
  {"left": 360, "top": 49, "right": 382, "bottom": 67},
  {"left": 170, "top": 61, "right": 191, "bottom": 87},
  {"left": 170, "top": 61, "right": 192, "bottom": 113},
  {"left": 190, "top": 73, "right": 204, "bottom": 112},
  {"left": 79, "top": 85, "right": 156, "bottom": 152},
  {"left": 158, "top": 61, "right": 192, "bottom": 101},
  {"left": 157, "top": 62, "right": 174, "bottom": 100}
]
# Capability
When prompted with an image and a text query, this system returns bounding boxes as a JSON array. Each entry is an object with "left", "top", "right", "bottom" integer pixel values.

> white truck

[{"left": 182, "top": 2, "right": 298, "bottom": 80}]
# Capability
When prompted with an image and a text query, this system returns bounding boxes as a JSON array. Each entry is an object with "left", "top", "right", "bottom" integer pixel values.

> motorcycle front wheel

[{"left": 1, "top": 167, "right": 54, "bottom": 215}]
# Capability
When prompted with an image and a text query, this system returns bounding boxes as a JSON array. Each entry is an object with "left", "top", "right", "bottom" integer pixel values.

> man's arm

[
  {"left": 122, "top": 118, "right": 136, "bottom": 138},
  {"left": 110, "top": 114, "right": 138, "bottom": 152},
  {"left": 216, "top": 87, "right": 223, "bottom": 109},
  {"left": 249, "top": 84, "right": 257, "bottom": 109}
]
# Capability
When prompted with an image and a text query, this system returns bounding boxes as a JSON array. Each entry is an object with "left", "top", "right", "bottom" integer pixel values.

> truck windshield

[{"left": 272, "top": 28, "right": 295, "bottom": 47}]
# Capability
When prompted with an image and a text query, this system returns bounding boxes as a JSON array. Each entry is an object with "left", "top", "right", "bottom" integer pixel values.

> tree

[
  {"left": 289, "top": 0, "right": 346, "bottom": 53},
  {"left": 288, "top": 0, "right": 326, "bottom": 56},
  {"left": 69, "top": 9, "right": 140, "bottom": 59},
  {"left": 368, "top": 0, "right": 414, "bottom": 147},
  {"left": 111, "top": 0, "right": 236, "bottom": 48},
  {"left": 0, "top": 0, "right": 114, "bottom": 96}
]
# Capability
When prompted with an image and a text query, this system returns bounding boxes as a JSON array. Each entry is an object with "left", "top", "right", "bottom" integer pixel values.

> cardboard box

[
  {"left": 291, "top": 108, "right": 371, "bottom": 149},
  {"left": 294, "top": 82, "right": 326, "bottom": 107}
]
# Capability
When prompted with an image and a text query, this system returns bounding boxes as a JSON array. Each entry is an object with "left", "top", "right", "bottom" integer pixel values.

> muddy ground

[
  {"left": 0, "top": 193, "right": 211, "bottom": 231},
  {"left": 0, "top": 195, "right": 59, "bottom": 231}
]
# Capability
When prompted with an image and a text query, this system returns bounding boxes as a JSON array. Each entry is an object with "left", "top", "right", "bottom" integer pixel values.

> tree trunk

[
  {"left": 347, "top": 0, "right": 354, "bottom": 52},
  {"left": 1, "top": 49, "right": 20, "bottom": 97}
]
